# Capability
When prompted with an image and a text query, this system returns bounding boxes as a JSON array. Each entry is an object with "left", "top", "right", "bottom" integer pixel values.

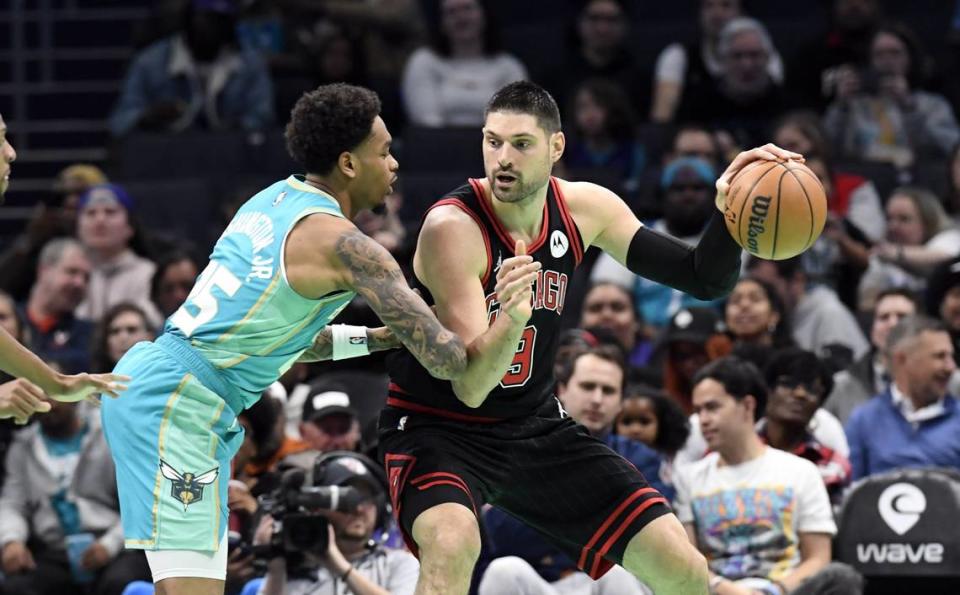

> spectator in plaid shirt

[{"left": 759, "top": 348, "right": 851, "bottom": 504}]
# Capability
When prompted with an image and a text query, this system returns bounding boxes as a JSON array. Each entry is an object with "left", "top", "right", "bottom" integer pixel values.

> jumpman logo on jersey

[{"left": 494, "top": 252, "right": 503, "bottom": 274}]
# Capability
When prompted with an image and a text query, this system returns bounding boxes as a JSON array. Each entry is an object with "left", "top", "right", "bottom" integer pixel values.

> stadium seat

[{"left": 835, "top": 467, "right": 960, "bottom": 593}]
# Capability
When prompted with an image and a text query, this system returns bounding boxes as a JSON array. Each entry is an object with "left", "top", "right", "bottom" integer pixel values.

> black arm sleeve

[{"left": 625, "top": 210, "right": 742, "bottom": 300}]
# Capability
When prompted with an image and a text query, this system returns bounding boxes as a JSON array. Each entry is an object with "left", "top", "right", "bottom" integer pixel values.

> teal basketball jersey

[{"left": 164, "top": 175, "right": 355, "bottom": 409}]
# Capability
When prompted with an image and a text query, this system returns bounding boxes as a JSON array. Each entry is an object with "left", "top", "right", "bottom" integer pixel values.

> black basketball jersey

[{"left": 386, "top": 177, "right": 584, "bottom": 420}]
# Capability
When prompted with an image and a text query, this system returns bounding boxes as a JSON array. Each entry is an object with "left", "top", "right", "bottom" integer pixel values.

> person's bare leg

[
  {"left": 155, "top": 577, "right": 224, "bottom": 595},
  {"left": 621, "top": 515, "right": 709, "bottom": 595},
  {"left": 411, "top": 502, "right": 482, "bottom": 595}
]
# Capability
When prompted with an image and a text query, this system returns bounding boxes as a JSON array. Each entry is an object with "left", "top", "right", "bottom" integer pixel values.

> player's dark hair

[
  {"left": 763, "top": 347, "right": 834, "bottom": 405},
  {"left": 693, "top": 356, "right": 768, "bottom": 420},
  {"left": 285, "top": 84, "right": 381, "bottom": 175},
  {"left": 623, "top": 384, "right": 691, "bottom": 455},
  {"left": 485, "top": 81, "right": 561, "bottom": 136},
  {"left": 557, "top": 343, "right": 626, "bottom": 392}
]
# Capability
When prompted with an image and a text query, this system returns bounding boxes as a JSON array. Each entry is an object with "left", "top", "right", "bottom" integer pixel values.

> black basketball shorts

[{"left": 378, "top": 396, "right": 672, "bottom": 579}]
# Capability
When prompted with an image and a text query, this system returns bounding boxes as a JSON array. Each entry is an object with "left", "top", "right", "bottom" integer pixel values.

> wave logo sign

[{"left": 879, "top": 483, "right": 926, "bottom": 535}]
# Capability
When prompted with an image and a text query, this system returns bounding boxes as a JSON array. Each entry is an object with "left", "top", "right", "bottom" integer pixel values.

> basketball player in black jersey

[{"left": 380, "top": 82, "right": 804, "bottom": 595}]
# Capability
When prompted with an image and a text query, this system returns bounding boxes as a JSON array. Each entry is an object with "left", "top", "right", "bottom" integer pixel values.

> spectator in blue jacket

[
  {"left": 109, "top": 0, "right": 274, "bottom": 137},
  {"left": 846, "top": 315, "right": 960, "bottom": 480},
  {"left": 556, "top": 343, "right": 671, "bottom": 499}
]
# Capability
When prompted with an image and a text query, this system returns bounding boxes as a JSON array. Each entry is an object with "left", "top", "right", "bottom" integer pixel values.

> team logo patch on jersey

[
  {"left": 160, "top": 460, "right": 219, "bottom": 511},
  {"left": 550, "top": 230, "right": 569, "bottom": 258}
]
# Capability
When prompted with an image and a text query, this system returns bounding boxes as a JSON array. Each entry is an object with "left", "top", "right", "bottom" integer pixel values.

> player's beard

[{"left": 490, "top": 170, "right": 549, "bottom": 205}]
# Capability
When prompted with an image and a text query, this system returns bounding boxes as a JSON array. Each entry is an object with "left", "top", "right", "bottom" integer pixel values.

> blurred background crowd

[{"left": 2, "top": 0, "right": 960, "bottom": 594}]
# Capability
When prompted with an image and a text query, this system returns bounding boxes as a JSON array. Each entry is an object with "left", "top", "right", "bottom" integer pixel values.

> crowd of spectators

[{"left": 3, "top": 0, "right": 960, "bottom": 593}]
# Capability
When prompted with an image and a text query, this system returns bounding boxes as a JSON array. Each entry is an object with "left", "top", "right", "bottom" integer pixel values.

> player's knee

[{"left": 413, "top": 503, "right": 481, "bottom": 565}]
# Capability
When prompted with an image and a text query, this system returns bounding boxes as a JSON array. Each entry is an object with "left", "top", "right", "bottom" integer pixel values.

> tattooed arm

[
  {"left": 334, "top": 229, "right": 468, "bottom": 380},
  {"left": 297, "top": 326, "right": 399, "bottom": 362}
]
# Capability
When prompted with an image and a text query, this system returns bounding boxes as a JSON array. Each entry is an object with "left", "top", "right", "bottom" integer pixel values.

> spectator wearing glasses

[
  {"left": 591, "top": 156, "right": 723, "bottom": 329},
  {"left": 760, "top": 348, "right": 851, "bottom": 505}
]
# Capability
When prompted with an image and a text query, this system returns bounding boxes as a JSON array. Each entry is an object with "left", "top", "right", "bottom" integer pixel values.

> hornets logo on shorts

[{"left": 159, "top": 460, "right": 219, "bottom": 511}]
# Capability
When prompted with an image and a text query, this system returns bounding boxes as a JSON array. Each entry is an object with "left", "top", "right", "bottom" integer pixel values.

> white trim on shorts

[{"left": 145, "top": 530, "right": 228, "bottom": 582}]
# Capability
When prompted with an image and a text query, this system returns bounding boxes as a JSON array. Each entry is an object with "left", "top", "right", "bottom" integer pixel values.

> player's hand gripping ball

[{"left": 723, "top": 159, "right": 827, "bottom": 260}]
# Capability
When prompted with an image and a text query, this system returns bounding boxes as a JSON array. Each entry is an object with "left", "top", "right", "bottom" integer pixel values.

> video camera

[{"left": 252, "top": 466, "right": 367, "bottom": 561}]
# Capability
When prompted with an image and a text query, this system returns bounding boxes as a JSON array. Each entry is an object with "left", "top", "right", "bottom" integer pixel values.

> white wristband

[{"left": 331, "top": 325, "right": 370, "bottom": 360}]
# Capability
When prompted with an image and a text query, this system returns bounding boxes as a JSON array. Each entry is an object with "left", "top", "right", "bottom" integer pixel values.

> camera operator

[{"left": 253, "top": 453, "right": 418, "bottom": 595}]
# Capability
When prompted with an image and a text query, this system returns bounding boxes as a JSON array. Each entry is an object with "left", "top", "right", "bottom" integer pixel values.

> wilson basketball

[{"left": 723, "top": 160, "right": 828, "bottom": 260}]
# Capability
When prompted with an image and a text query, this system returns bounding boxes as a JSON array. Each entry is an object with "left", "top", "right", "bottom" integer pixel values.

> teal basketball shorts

[{"left": 101, "top": 338, "right": 244, "bottom": 552}]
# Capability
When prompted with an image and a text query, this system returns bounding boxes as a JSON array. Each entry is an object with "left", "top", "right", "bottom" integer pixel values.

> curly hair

[
  {"left": 623, "top": 384, "right": 691, "bottom": 456},
  {"left": 285, "top": 83, "right": 381, "bottom": 175}
]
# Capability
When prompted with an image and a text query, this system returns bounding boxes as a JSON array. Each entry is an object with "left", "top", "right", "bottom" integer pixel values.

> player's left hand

[
  {"left": 48, "top": 372, "right": 131, "bottom": 405},
  {"left": 80, "top": 542, "right": 111, "bottom": 571},
  {"left": 715, "top": 143, "right": 804, "bottom": 212}
]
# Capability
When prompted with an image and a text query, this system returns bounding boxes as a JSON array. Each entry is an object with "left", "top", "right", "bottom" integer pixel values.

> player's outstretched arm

[
  {"left": 413, "top": 206, "right": 539, "bottom": 408},
  {"left": 335, "top": 229, "right": 468, "bottom": 381},
  {"left": 0, "top": 327, "right": 128, "bottom": 412},
  {"left": 297, "top": 325, "right": 399, "bottom": 362},
  {"left": 572, "top": 144, "right": 802, "bottom": 300}
]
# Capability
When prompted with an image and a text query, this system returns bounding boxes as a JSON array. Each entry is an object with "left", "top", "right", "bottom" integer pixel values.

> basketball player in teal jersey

[
  {"left": 100, "top": 84, "right": 539, "bottom": 595},
  {"left": 0, "top": 113, "right": 129, "bottom": 422}
]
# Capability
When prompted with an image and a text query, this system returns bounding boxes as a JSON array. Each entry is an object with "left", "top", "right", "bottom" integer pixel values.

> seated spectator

[
  {"left": 109, "top": 0, "right": 274, "bottom": 137},
  {"left": 858, "top": 186, "right": 960, "bottom": 311},
  {"left": 0, "top": 398, "right": 151, "bottom": 595},
  {"left": 772, "top": 111, "right": 886, "bottom": 243},
  {"left": 91, "top": 303, "right": 155, "bottom": 374},
  {"left": 926, "top": 256, "right": 960, "bottom": 364},
  {"left": 651, "top": 0, "right": 783, "bottom": 123},
  {"left": 0, "top": 164, "right": 106, "bottom": 302},
  {"left": 253, "top": 452, "right": 418, "bottom": 595},
  {"left": 825, "top": 288, "right": 917, "bottom": 424},
  {"left": 579, "top": 282, "right": 653, "bottom": 369},
  {"left": 556, "top": 344, "right": 670, "bottom": 497},
  {"left": 297, "top": 381, "right": 363, "bottom": 457},
  {"left": 676, "top": 17, "right": 788, "bottom": 147},
  {"left": 801, "top": 154, "right": 875, "bottom": 307},
  {"left": 591, "top": 157, "right": 722, "bottom": 328},
  {"left": 677, "top": 357, "right": 863, "bottom": 595},
  {"left": 665, "top": 123, "right": 723, "bottom": 168},
  {"left": 824, "top": 22, "right": 960, "bottom": 168},
  {"left": 657, "top": 307, "right": 730, "bottom": 415},
  {"left": 542, "top": 0, "right": 646, "bottom": 119},
  {"left": 22, "top": 239, "right": 93, "bottom": 374},
  {"left": 947, "top": 142, "right": 960, "bottom": 214},
  {"left": 748, "top": 257, "right": 870, "bottom": 364},
  {"left": 617, "top": 385, "right": 691, "bottom": 460},
  {"left": 401, "top": 0, "right": 527, "bottom": 127},
  {"left": 617, "top": 384, "right": 690, "bottom": 493},
  {"left": 846, "top": 315, "right": 960, "bottom": 480},
  {"left": 150, "top": 250, "right": 200, "bottom": 323},
  {"left": 761, "top": 348, "right": 851, "bottom": 504},
  {"left": 724, "top": 276, "right": 794, "bottom": 354},
  {"left": 561, "top": 78, "right": 646, "bottom": 194},
  {"left": 786, "top": 0, "right": 882, "bottom": 109},
  {"left": 75, "top": 185, "right": 161, "bottom": 328},
  {"left": 0, "top": 290, "right": 26, "bottom": 348}
]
